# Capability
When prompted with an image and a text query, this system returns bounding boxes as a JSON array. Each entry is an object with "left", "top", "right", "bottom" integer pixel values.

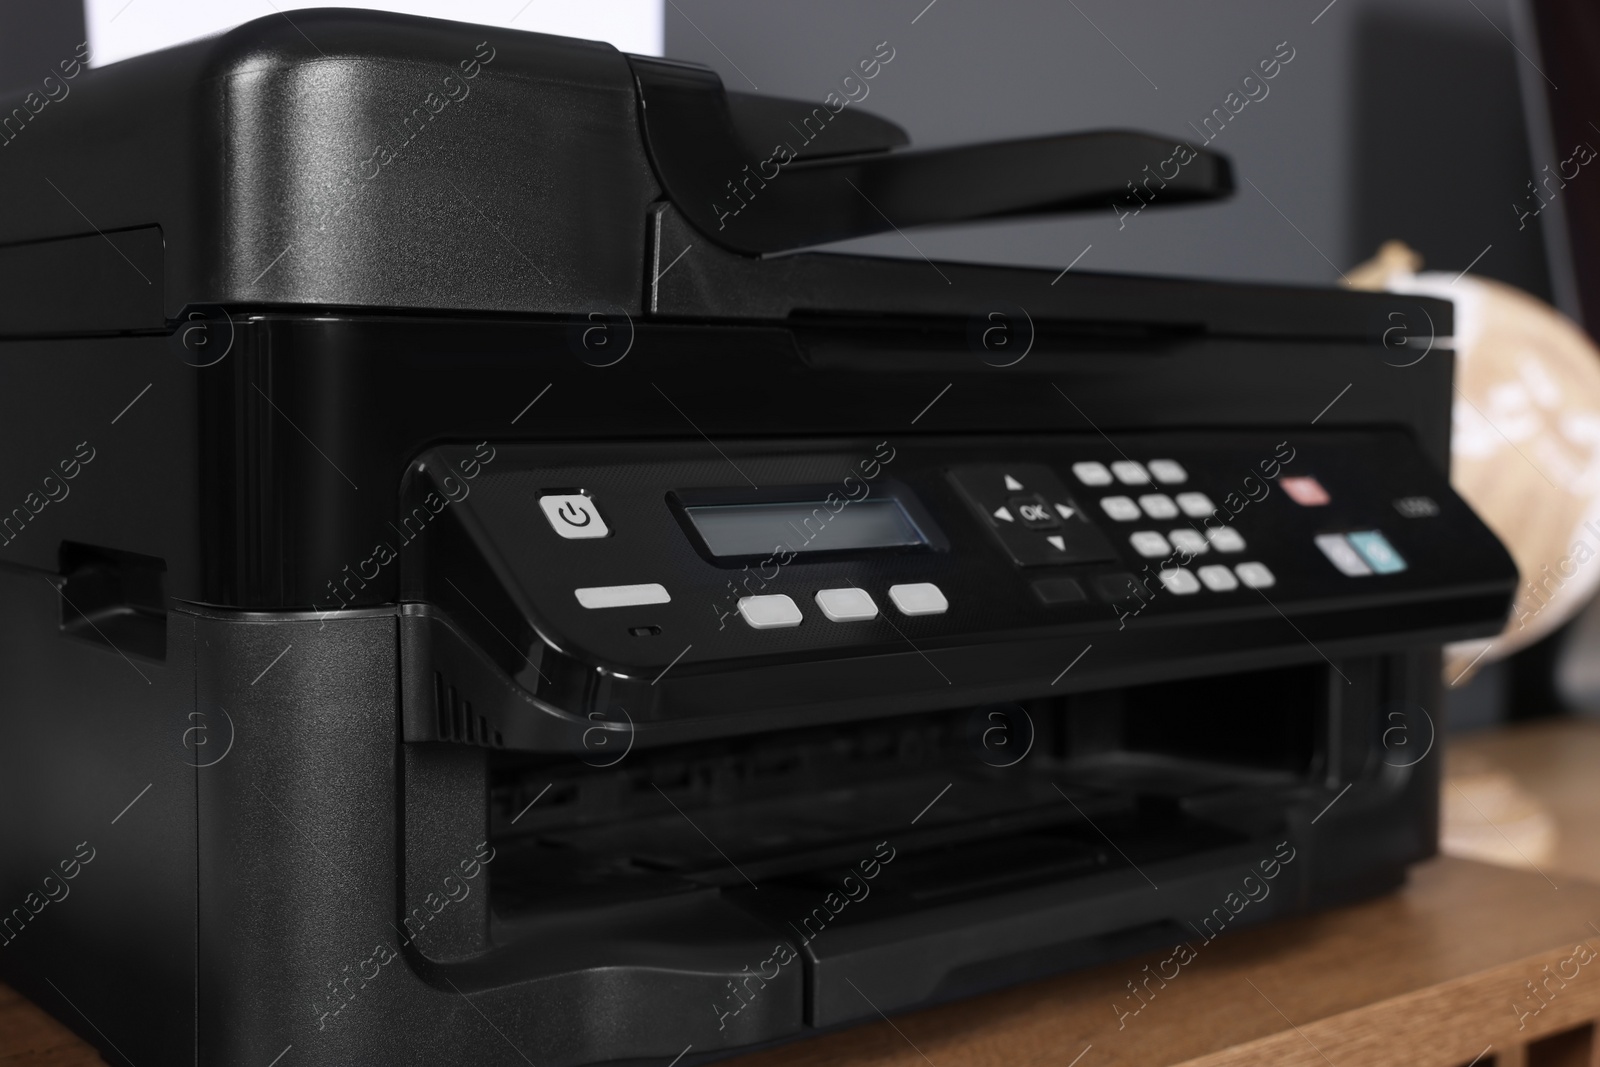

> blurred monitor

[{"left": 1517, "top": 0, "right": 1600, "bottom": 331}]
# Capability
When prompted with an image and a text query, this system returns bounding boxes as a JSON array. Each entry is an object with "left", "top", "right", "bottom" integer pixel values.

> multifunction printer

[{"left": 0, "top": 10, "right": 1514, "bottom": 1065}]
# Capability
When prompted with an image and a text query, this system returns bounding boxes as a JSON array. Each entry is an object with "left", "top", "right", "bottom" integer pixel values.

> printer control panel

[
  {"left": 944, "top": 451, "right": 1364, "bottom": 608},
  {"left": 410, "top": 429, "right": 1512, "bottom": 718}
]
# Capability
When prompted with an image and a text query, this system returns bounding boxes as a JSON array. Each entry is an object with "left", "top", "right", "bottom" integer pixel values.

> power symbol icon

[{"left": 540, "top": 493, "right": 611, "bottom": 539}]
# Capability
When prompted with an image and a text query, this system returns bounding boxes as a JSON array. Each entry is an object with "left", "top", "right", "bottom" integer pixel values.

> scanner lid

[{"left": 0, "top": 8, "right": 1447, "bottom": 342}]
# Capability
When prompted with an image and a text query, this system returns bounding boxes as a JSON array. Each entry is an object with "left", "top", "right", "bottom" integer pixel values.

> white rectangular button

[
  {"left": 1111, "top": 460, "right": 1150, "bottom": 485},
  {"left": 1138, "top": 494, "right": 1178, "bottom": 519},
  {"left": 889, "top": 582, "right": 947, "bottom": 616},
  {"left": 1197, "top": 564, "right": 1238, "bottom": 591},
  {"left": 1315, "top": 533, "right": 1372, "bottom": 576},
  {"left": 1130, "top": 531, "right": 1171, "bottom": 558},
  {"left": 1235, "top": 562, "right": 1276, "bottom": 588},
  {"left": 1168, "top": 529, "right": 1209, "bottom": 556},
  {"left": 540, "top": 493, "right": 609, "bottom": 539},
  {"left": 575, "top": 583, "right": 670, "bottom": 609},
  {"left": 738, "top": 594, "right": 803, "bottom": 629},
  {"left": 1148, "top": 459, "right": 1187, "bottom": 484},
  {"left": 1176, "top": 492, "right": 1214, "bottom": 518},
  {"left": 1101, "top": 496, "right": 1140, "bottom": 521},
  {"left": 1207, "top": 526, "right": 1246, "bottom": 553},
  {"left": 1073, "top": 461, "right": 1113, "bottom": 486},
  {"left": 1159, "top": 568, "right": 1200, "bottom": 594},
  {"left": 815, "top": 587, "right": 878, "bottom": 622}
]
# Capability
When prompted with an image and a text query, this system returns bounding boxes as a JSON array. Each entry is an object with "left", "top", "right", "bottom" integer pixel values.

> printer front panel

[{"left": 397, "top": 428, "right": 1511, "bottom": 745}]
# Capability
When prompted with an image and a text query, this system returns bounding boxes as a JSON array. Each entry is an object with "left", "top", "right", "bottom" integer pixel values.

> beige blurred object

[
  {"left": 1446, "top": 718, "right": 1600, "bottom": 885},
  {"left": 1440, "top": 766, "right": 1557, "bottom": 871},
  {"left": 1344, "top": 239, "right": 1421, "bottom": 289},
  {"left": 1347, "top": 241, "right": 1600, "bottom": 685}
]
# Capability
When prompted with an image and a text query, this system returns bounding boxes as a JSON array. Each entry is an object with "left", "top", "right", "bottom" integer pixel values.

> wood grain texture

[
  {"left": 714, "top": 856, "right": 1600, "bottom": 1067},
  {"left": 0, "top": 982, "right": 105, "bottom": 1066}
]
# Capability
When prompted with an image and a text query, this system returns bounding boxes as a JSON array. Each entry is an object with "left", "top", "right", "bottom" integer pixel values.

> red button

[{"left": 1281, "top": 476, "right": 1330, "bottom": 506}]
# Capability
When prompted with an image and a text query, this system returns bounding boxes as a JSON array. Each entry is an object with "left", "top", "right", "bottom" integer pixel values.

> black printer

[{"left": 0, "top": 9, "right": 1515, "bottom": 1066}]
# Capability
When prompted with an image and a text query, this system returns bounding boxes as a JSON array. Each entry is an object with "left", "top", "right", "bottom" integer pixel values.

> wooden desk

[
  {"left": 7, "top": 856, "right": 1600, "bottom": 1067},
  {"left": 725, "top": 855, "right": 1600, "bottom": 1067},
  {"left": 0, "top": 980, "right": 103, "bottom": 1067}
]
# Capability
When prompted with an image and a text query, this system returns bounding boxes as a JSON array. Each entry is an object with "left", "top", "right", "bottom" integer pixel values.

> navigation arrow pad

[{"left": 948, "top": 463, "right": 1117, "bottom": 567}]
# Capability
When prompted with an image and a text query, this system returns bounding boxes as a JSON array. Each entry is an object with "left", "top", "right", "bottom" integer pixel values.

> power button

[{"left": 539, "top": 493, "right": 610, "bottom": 539}]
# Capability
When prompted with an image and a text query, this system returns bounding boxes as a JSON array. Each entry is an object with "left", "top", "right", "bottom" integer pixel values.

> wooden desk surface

[
  {"left": 726, "top": 855, "right": 1599, "bottom": 1067},
  {"left": 7, "top": 856, "right": 1598, "bottom": 1067},
  {"left": 0, "top": 980, "right": 103, "bottom": 1067}
]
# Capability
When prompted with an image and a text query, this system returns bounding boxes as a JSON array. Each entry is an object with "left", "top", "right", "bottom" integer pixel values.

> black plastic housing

[{"left": 0, "top": 9, "right": 1510, "bottom": 1067}]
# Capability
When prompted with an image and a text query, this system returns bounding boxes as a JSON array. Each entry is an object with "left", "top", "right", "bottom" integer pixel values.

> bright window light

[{"left": 84, "top": 0, "right": 664, "bottom": 67}]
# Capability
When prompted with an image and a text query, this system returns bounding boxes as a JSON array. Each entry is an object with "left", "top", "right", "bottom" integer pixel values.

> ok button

[
  {"left": 539, "top": 493, "right": 610, "bottom": 539},
  {"left": 1009, "top": 494, "right": 1060, "bottom": 530}
]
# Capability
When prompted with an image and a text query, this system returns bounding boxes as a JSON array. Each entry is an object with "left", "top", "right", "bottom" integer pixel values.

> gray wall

[{"left": 667, "top": 0, "right": 1553, "bottom": 295}]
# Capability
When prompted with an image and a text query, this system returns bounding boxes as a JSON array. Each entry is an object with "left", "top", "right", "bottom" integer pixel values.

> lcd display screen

[{"left": 684, "top": 498, "right": 928, "bottom": 558}]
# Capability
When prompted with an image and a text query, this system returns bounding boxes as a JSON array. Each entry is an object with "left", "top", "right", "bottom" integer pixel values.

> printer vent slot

[{"left": 433, "top": 670, "right": 503, "bottom": 748}]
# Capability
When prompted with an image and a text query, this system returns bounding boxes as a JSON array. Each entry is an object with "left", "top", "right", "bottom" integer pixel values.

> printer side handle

[{"left": 628, "top": 55, "right": 1234, "bottom": 256}]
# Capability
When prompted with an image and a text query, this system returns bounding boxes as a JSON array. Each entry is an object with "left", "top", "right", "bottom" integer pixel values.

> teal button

[{"left": 1347, "top": 530, "right": 1406, "bottom": 574}]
